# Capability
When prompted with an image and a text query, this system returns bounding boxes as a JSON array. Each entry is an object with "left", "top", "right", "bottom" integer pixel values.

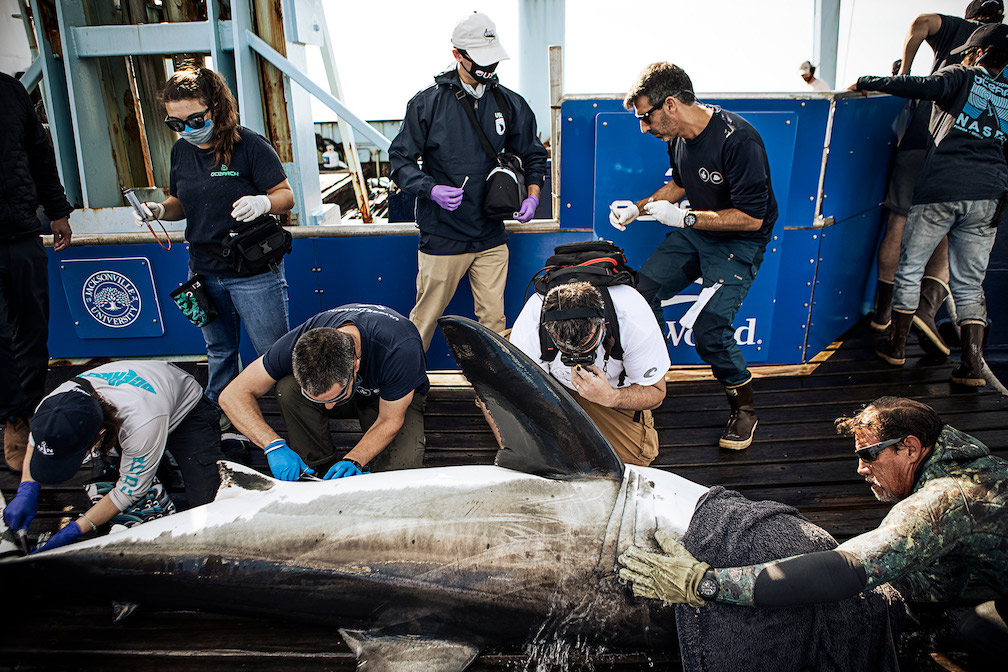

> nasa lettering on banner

[{"left": 59, "top": 258, "right": 164, "bottom": 339}]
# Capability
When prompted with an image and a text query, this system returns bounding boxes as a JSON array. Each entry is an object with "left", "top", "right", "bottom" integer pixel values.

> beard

[{"left": 866, "top": 477, "right": 901, "bottom": 503}]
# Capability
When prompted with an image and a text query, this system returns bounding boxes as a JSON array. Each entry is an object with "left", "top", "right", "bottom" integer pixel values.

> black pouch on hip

[
  {"left": 221, "top": 214, "right": 292, "bottom": 275},
  {"left": 170, "top": 275, "right": 218, "bottom": 327}
]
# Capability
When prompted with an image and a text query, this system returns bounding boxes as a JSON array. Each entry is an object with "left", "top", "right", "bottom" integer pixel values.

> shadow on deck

[{"left": 1, "top": 320, "right": 1003, "bottom": 671}]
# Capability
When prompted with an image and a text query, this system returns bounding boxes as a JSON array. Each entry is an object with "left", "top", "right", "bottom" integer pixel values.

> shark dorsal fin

[
  {"left": 215, "top": 461, "right": 277, "bottom": 499},
  {"left": 439, "top": 316, "right": 624, "bottom": 481}
]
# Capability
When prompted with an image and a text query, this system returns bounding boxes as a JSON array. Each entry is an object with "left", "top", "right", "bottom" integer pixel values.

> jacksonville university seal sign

[{"left": 82, "top": 270, "right": 142, "bottom": 328}]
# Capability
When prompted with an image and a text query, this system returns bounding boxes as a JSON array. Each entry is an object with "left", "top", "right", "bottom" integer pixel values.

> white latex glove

[
  {"left": 230, "top": 195, "right": 272, "bottom": 222},
  {"left": 133, "top": 201, "right": 164, "bottom": 227},
  {"left": 644, "top": 200, "right": 687, "bottom": 228},
  {"left": 609, "top": 200, "right": 640, "bottom": 231}
]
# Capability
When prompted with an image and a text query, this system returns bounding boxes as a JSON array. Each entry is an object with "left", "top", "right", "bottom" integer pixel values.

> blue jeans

[
  {"left": 639, "top": 228, "right": 765, "bottom": 386},
  {"left": 197, "top": 263, "right": 290, "bottom": 404},
  {"left": 894, "top": 199, "right": 998, "bottom": 324}
]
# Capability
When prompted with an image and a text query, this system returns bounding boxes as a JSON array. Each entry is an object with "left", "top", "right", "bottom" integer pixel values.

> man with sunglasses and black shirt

[
  {"left": 609, "top": 62, "right": 778, "bottom": 452},
  {"left": 219, "top": 305, "right": 428, "bottom": 481},
  {"left": 503, "top": 281, "right": 670, "bottom": 466},
  {"left": 617, "top": 396, "right": 1008, "bottom": 669},
  {"left": 389, "top": 12, "right": 547, "bottom": 353}
]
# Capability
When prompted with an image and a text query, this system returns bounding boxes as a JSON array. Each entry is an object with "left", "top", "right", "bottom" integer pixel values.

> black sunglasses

[
  {"left": 635, "top": 94, "right": 677, "bottom": 124},
  {"left": 855, "top": 436, "right": 905, "bottom": 462},
  {"left": 164, "top": 108, "right": 211, "bottom": 132}
]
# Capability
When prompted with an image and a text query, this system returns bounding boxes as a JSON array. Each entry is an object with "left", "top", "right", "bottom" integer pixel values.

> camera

[{"left": 559, "top": 349, "right": 596, "bottom": 367}]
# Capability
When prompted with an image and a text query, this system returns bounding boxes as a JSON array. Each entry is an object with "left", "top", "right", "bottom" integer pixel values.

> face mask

[
  {"left": 463, "top": 59, "right": 499, "bottom": 84},
  {"left": 178, "top": 120, "right": 215, "bottom": 146}
]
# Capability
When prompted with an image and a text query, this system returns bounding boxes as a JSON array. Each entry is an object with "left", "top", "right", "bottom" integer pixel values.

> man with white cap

[
  {"left": 798, "top": 60, "right": 831, "bottom": 91},
  {"left": 389, "top": 12, "right": 548, "bottom": 352}
]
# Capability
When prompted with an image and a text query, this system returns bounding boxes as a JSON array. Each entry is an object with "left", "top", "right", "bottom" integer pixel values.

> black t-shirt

[
  {"left": 169, "top": 126, "right": 287, "bottom": 277},
  {"left": 899, "top": 15, "right": 982, "bottom": 151},
  {"left": 668, "top": 107, "right": 778, "bottom": 245},
  {"left": 859, "top": 65, "right": 1008, "bottom": 204},
  {"left": 262, "top": 304, "right": 430, "bottom": 401}
]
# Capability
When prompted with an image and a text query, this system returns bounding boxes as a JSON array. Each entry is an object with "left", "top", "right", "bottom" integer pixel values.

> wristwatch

[
  {"left": 698, "top": 568, "right": 719, "bottom": 600},
  {"left": 683, "top": 211, "right": 697, "bottom": 228}
]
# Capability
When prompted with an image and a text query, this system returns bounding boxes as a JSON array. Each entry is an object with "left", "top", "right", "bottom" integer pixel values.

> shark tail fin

[
  {"left": 214, "top": 460, "right": 278, "bottom": 500},
  {"left": 339, "top": 628, "right": 479, "bottom": 672}
]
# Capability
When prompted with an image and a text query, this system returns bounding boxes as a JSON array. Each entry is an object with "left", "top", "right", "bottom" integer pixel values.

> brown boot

[
  {"left": 3, "top": 416, "right": 30, "bottom": 472},
  {"left": 913, "top": 277, "right": 951, "bottom": 356},
  {"left": 876, "top": 310, "right": 914, "bottom": 366},
  {"left": 951, "top": 322, "right": 987, "bottom": 387},
  {"left": 720, "top": 380, "right": 757, "bottom": 450},
  {"left": 869, "top": 280, "right": 894, "bottom": 331}
]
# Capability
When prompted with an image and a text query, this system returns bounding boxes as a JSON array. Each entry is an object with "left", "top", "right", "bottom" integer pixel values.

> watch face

[
  {"left": 699, "top": 577, "right": 718, "bottom": 599},
  {"left": 684, "top": 212, "right": 697, "bottom": 227}
]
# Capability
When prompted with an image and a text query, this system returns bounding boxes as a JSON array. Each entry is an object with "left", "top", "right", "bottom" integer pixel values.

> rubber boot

[
  {"left": 913, "top": 276, "right": 951, "bottom": 356},
  {"left": 3, "top": 416, "right": 30, "bottom": 472},
  {"left": 951, "top": 322, "right": 987, "bottom": 387},
  {"left": 869, "top": 280, "right": 894, "bottom": 331},
  {"left": 876, "top": 310, "right": 914, "bottom": 366},
  {"left": 719, "top": 380, "right": 757, "bottom": 451}
]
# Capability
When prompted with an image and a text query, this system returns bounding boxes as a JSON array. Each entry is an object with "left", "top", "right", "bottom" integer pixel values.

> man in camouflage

[{"left": 618, "top": 396, "right": 1007, "bottom": 667}]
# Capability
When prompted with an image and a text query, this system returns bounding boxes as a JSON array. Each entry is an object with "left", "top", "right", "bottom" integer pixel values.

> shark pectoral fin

[
  {"left": 214, "top": 461, "right": 278, "bottom": 500},
  {"left": 438, "top": 315, "right": 624, "bottom": 481},
  {"left": 338, "top": 628, "right": 480, "bottom": 672}
]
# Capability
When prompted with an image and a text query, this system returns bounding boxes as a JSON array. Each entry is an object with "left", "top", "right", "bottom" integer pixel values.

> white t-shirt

[
  {"left": 510, "top": 285, "right": 671, "bottom": 393},
  {"left": 807, "top": 77, "right": 831, "bottom": 92},
  {"left": 40, "top": 361, "right": 205, "bottom": 510}
]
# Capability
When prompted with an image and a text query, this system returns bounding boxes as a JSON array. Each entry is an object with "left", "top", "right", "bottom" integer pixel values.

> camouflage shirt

[
  {"left": 714, "top": 426, "right": 1007, "bottom": 605},
  {"left": 838, "top": 425, "right": 1007, "bottom": 602}
]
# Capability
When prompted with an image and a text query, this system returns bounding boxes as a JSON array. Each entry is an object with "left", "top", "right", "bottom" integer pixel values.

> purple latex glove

[
  {"left": 514, "top": 194, "right": 539, "bottom": 223},
  {"left": 33, "top": 521, "right": 83, "bottom": 554},
  {"left": 430, "top": 185, "right": 464, "bottom": 211}
]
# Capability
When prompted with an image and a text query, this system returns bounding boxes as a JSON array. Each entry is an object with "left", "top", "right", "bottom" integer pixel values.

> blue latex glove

[
  {"left": 264, "top": 439, "right": 313, "bottom": 482},
  {"left": 430, "top": 185, "right": 464, "bottom": 211},
  {"left": 514, "top": 194, "right": 539, "bottom": 223},
  {"left": 3, "top": 481, "right": 40, "bottom": 531},
  {"left": 324, "top": 460, "right": 366, "bottom": 480},
  {"left": 33, "top": 521, "right": 83, "bottom": 554}
]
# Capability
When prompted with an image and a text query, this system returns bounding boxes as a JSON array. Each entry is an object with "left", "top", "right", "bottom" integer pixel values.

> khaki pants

[
  {"left": 569, "top": 389, "right": 659, "bottom": 467},
  {"left": 274, "top": 374, "right": 426, "bottom": 473},
  {"left": 410, "top": 244, "right": 508, "bottom": 351}
]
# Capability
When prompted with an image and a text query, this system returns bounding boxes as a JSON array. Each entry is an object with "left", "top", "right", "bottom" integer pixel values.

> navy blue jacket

[
  {"left": 389, "top": 69, "right": 547, "bottom": 253},
  {"left": 0, "top": 73, "right": 73, "bottom": 239}
]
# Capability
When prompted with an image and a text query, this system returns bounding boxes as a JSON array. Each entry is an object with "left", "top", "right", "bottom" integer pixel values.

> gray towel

[{"left": 676, "top": 487, "right": 904, "bottom": 672}]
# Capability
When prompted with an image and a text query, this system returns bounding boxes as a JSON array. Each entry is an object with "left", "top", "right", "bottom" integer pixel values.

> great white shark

[
  {"left": 0, "top": 317, "right": 898, "bottom": 671},
  {"left": 1, "top": 316, "right": 703, "bottom": 669}
]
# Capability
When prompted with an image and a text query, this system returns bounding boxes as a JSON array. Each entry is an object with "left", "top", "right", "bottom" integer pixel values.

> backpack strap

[{"left": 455, "top": 89, "right": 498, "bottom": 162}]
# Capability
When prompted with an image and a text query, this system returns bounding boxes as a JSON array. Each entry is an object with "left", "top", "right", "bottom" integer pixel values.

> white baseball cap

[
  {"left": 451, "top": 12, "right": 509, "bottom": 66},
  {"left": 798, "top": 60, "right": 813, "bottom": 75}
]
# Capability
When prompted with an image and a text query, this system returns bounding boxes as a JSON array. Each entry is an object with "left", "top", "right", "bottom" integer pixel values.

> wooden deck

[{"left": 1, "top": 320, "right": 1004, "bottom": 671}]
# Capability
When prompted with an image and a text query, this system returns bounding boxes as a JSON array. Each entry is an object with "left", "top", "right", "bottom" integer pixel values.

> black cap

[
  {"left": 951, "top": 22, "right": 1008, "bottom": 54},
  {"left": 965, "top": 0, "right": 1004, "bottom": 20},
  {"left": 28, "top": 386, "right": 103, "bottom": 484}
]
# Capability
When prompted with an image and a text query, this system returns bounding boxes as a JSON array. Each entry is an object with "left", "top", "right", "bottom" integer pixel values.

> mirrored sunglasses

[{"left": 164, "top": 108, "right": 211, "bottom": 132}]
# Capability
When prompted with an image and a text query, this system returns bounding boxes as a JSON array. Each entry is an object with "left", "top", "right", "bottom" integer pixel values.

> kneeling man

[
  {"left": 220, "top": 304, "right": 428, "bottom": 481},
  {"left": 507, "top": 281, "right": 670, "bottom": 466}
]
